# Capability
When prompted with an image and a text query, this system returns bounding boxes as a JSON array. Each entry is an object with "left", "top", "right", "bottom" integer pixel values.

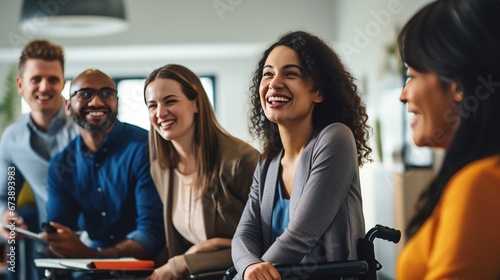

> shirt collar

[
  {"left": 27, "top": 103, "right": 69, "bottom": 134},
  {"left": 101, "top": 119, "right": 124, "bottom": 147},
  {"left": 77, "top": 120, "right": 124, "bottom": 156}
]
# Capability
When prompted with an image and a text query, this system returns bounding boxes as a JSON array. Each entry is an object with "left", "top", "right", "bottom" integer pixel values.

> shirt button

[
  {"left": 109, "top": 235, "right": 114, "bottom": 240},
  {"left": 95, "top": 163, "right": 100, "bottom": 168},
  {"left": 103, "top": 148, "right": 107, "bottom": 152},
  {"left": 97, "top": 188, "right": 102, "bottom": 192},
  {"left": 101, "top": 212, "right": 106, "bottom": 217}
]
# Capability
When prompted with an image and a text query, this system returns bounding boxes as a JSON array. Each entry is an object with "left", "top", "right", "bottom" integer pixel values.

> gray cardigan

[{"left": 231, "top": 123, "right": 365, "bottom": 278}]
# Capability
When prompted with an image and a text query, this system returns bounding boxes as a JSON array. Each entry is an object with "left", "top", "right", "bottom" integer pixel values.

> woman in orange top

[{"left": 396, "top": 0, "right": 500, "bottom": 279}]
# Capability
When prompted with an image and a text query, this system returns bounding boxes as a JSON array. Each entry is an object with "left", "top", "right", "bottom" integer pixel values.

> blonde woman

[{"left": 144, "top": 64, "right": 260, "bottom": 279}]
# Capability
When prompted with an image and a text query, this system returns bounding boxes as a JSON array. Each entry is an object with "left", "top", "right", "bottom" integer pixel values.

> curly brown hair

[{"left": 249, "top": 31, "right": 372, "bottom": 165}]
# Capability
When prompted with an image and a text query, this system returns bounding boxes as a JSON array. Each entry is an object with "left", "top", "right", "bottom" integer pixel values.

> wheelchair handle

[
  {"left": 365, "top": 224, "right": 401, "bottom": 243},
  {"left": 224, "top": 267, "right": 237, "bottom": 280}
]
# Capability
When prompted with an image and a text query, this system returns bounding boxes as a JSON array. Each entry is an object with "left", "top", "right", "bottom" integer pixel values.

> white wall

[
  {"left": 0, "top": 0, "right": 338, "bottom": 148},
  {"left": 332, "top": 0, "right": 433, "bottom": 279}
]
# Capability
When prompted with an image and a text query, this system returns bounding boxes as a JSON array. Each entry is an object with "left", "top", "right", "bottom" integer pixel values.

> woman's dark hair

[
  {"left": 249, "top": 31, "right": 372, "bottom": 165},
  {"left": 398, "top": 0, "right": 500, "bottom": 238}
]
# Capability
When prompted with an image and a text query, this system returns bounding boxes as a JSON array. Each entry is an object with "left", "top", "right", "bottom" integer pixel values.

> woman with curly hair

[{"left": 232, "top": 31, "right": 372, "bottom": 280}]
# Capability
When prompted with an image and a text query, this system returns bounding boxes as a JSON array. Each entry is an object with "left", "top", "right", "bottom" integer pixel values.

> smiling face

[
  {"left": 16, "top": 59, "right": 65, "bottom": 116},
  {"left": 400, "top": 67, "right": 462, "bottom": 149},
  {"left": 259, "top": 45, "right": 323, "bottom": 127},
  {"left": 145, "top": 78, "right": 198, "bottom": 144},
  {"left": 69, "top": 71, "right": 118, "bottom": 133}
]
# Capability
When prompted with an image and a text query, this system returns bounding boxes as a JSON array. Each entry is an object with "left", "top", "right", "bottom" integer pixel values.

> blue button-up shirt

[{"left": 47, "top": 121, "right": 165, "bottom": 257}]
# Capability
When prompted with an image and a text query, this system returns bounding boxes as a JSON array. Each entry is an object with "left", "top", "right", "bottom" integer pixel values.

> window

[
  {"left": 116, "top": 76, "right": 215, "bottom": 130},
  {"left": 115, "top": 79, "right": 149, "bottom": 130}
]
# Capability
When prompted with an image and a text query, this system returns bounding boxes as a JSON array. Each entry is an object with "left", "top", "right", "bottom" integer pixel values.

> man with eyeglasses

[
  {"left": 0, "top": 39, "right": 79, "bottom": 280},
  {"left": 41, "top": 69, "right": 165, "bottom": 261}
]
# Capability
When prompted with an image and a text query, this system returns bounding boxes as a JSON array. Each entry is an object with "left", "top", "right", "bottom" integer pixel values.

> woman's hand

[
  {"left": 146, "top": 255, "right": 187, "bottom": 280},
  {"left": 146, "top": 262, "right": 178, "bottom": 280},
  {"left": 185, "top": 237, "right": 231, "bottom": 254},
  {"left": 244, "top": 262, "right": 281, "bottom": 280}
]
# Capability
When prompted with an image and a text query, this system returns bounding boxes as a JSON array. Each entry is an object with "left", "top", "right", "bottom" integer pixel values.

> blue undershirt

[{"left": 271, "top": 180, "right": 290, "bottom": 243}]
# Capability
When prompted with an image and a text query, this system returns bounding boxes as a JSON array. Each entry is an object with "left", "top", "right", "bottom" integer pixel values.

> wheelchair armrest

[
  {"left": 225, "top": 225, "right": 400, "bottom": 280},
  {"left": 188, "top": 269, "right": 228, "bottom": 280},
  {"left": 275, "top": 260, "right": 368, "bottom": 278},
  {"left": 225, "top": 260, "right": 368, "bottom": 279}
]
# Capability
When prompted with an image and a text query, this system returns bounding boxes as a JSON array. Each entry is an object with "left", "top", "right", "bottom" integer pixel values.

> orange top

[{"left": 396, "top": 155, "right": 500, "bottom": 280}]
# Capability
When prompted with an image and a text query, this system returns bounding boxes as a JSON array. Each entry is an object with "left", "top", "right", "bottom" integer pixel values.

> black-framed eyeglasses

[{"left": 70, "top": 87, "right": 118, "bottom": 102}]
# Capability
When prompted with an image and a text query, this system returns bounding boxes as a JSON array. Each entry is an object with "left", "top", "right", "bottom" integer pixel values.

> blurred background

[{"left": 0, "top": 1, "right": 439, "bottom": 279}]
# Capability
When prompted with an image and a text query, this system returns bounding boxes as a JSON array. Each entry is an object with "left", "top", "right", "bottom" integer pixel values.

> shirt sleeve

[
  {"left": 231, "top": 146, "right": 260, "bottom": 204},
  {"left": 231, "top": 159, "right": 267, "bottom": 274},
  {"left": 0, "top": 127, "right": 28, "bottom": 217},
  {"left": 46, "top": 150, "right": 81, "bottom": 229},
  {"left": 184, "top": 248, "right": 232, "bottom": 274},
  {"left": 426, "top": 162, "right": 500, "bottom": 280},
  {"left": 125, "top": 142, "right": 166, "bottom": 257}
]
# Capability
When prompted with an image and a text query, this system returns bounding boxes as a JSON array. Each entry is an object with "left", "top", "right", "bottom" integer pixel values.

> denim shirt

[{"left": 47, "top": 121, "right": 165, "bottom": 257}]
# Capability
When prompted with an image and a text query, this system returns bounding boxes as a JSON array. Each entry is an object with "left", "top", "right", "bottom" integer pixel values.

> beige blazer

[{"left": 150, "top": 134, "right": 260, "bottom": 274}]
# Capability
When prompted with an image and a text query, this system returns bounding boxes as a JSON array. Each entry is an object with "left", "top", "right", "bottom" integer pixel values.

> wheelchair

[{"left": 188, "top": 224, "right": 401, "bottom": 280}]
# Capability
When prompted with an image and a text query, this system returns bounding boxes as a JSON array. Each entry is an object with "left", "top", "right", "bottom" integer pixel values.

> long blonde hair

[{"left": 144, "top": 64, "right": 228, "bottom": 195}]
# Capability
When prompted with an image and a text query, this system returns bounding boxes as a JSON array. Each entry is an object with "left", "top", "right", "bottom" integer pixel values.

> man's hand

[
  {"left": 1, "top": 210, "right": 27, "bottom": 239},
  {"left": 39, "top": 221, "right": 97, "bottom": 258},
  {"left": 244, "top": 262, "right": 281, "bottom": 280}
]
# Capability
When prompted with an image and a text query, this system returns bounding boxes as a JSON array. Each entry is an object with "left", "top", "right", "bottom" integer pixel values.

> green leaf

[{"left": 0, "top": 63, "right": 21, "bottom": 134}]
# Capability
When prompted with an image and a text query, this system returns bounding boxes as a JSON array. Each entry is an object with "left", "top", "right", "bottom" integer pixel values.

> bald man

[{"left": 42, "top": 69, "right": 165, "bottom": 260}]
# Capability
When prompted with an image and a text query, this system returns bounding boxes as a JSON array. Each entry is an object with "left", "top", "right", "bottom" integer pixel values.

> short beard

[{"left": 71, "top": 107, "right": 118, "bottom": 135}]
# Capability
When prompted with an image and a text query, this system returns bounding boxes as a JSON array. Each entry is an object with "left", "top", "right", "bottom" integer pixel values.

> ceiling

[{"left": 0, "top": 0, "right": 338, "bottom": 63}]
